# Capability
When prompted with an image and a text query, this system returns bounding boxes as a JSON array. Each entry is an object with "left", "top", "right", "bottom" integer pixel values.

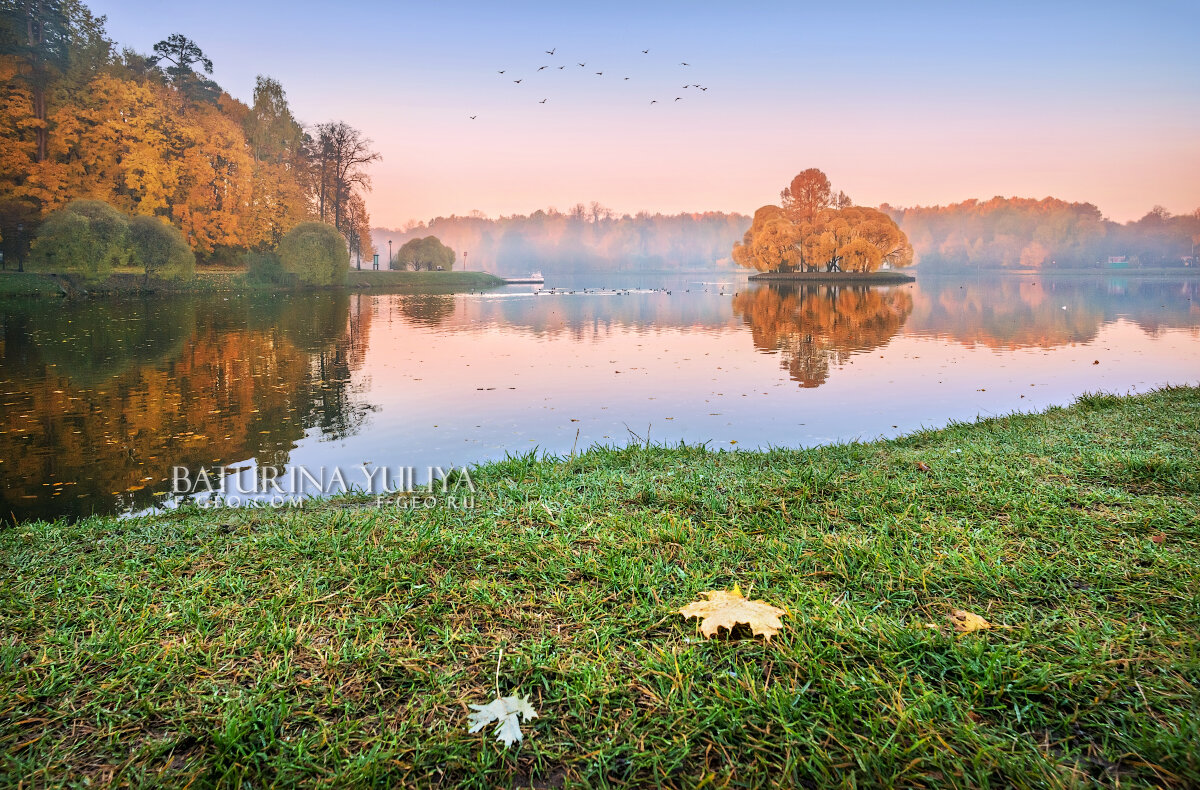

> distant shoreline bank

[
  {"left": 748, "top": 270, "right": 916, "bottom": 284},
  {"left": 914, "top": 266, "right": 1200, "bottom": 278},
  {"left": 0, "top": 270, "right": 507, "bottom": 299}
]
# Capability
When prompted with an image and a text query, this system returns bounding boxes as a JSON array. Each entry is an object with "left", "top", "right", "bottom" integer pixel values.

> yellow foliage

[
  {"left": 734, "top": 171, "right": 913, "bottom": 274},
  {"left": 3, "top": 60, "right": 318, "bottom": 261}
]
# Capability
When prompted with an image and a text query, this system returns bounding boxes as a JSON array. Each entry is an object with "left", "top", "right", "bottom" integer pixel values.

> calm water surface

[{"left": 2, "top": 273, "right": 1198, "bottom": 521}]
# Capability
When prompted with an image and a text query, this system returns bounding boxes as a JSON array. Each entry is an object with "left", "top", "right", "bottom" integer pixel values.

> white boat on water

[{"left": 503, "top": 271, "right": 545, "bottom": 284}]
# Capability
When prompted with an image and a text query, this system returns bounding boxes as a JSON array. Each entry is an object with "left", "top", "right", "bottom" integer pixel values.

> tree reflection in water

[
  {"left": 0, "top": 292, "right": 372, "bottom": 522},
  {"left": 732, "top": 284, "right": 913, "bottom": 387}
]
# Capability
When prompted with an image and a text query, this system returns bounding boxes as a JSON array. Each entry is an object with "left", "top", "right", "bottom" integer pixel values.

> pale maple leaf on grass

[
  {"left": 679, "top": 585, "right": 787, "bottom": 641},
  {"left": 467, "top": 695, "right": 539, "bottom": 747}
]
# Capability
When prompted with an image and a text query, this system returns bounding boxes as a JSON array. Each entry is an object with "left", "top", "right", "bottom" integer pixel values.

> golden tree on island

[{"left": 733, "top": 169, "right": 913, "bottom": 273}]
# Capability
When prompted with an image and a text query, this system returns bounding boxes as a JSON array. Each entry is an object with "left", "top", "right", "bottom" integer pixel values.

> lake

[{"left": 2, "top": 272, "right": 1198, "bottom": 522}]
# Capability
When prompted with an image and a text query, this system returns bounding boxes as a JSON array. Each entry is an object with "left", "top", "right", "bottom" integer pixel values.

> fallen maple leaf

[
  {"left": 467, "top": 695, "right": 539, "bottom": 747},
  {"left": 680, "top": 585, "right": 787, "bottom": 641},
  {"left": 915, "top": 462, "right": 932, "bottom": 472},
  {"left": 1149, "top": 533, "right": 1166, "bottom": 545},
  {"left": 948, "top": 609, "right": 991, "bottom": 633}
]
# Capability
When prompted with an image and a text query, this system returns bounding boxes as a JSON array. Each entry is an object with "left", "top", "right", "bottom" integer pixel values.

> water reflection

[
  {"left": 1, "top": 273, "right": 1197, "bottom": 522},
  {"left": 907, "top": 276, "right": 1200, "bottom": 347},
  {"left": 732, "top": 285, "right": 913, "bottom": 387},
  {"left": 0, "top": 293, "right": 371, "bottom": 522}
]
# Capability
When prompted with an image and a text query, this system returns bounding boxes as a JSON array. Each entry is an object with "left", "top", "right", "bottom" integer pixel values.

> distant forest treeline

[
  {"left": 883, "top": 198, "right": 1200, "bottom": 270},
  {"left": 375, "top": 196, "right": 1198, "bottom": 276},
  {"left": 1, "top": 0, "right": 377, "bottom": 266},
  {"left": 372, "top": 206, "right": 750, "bottom": 275}
]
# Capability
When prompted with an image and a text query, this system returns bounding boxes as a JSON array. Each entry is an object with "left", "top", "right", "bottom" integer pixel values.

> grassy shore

[
  {"left": 346, "top": 269, "right": 505, "bottom": 292},
  {"left": 0, "top": 271, "right": 65, "bottom": 297},
  {"left": 2, "top": 388, "right": 1198, "bottom": 787},
  {"left": 0, "top": 269, "right": 505, "bottom": 298}
]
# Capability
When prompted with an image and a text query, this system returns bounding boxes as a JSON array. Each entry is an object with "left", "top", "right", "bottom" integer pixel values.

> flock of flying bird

[{"left": 469, "top": 47, "right": 706, "bottom": 119}]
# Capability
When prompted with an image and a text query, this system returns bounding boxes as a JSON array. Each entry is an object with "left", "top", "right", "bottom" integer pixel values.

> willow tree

[
  {"left": 279, "top": 221, "right": 348, "bottom": 285},
  {"left": 735, "top": 169, "right": 912, "bottom": 273},
  {"left": 732, "top": 205, "right": 800, "bottom": 272},
  {"left": 392, "top": 235, "right": 455, "bottom": 271}
]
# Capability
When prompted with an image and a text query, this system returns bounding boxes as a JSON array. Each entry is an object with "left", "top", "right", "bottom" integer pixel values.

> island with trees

[{"left": 732, "top": 169, "right": 915, "bottom": 283}]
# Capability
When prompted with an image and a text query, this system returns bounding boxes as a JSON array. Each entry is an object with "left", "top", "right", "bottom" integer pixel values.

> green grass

[
  {"left": 0, "top": 269, "right": 505, "bottom": 299},
  {"left": 2, "top": 387, "right": 1198, "bottom": 788},
  {"left": 347, "top": 269, "right": 506, "bottom": 292},
  {"left": 0, "top": 271, "right": 64, "bottom": 297}
]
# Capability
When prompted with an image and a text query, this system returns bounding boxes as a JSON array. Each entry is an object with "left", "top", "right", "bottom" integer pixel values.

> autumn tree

[
  {"left": 279, "top": 221, "right": 348, "bottom": 285},
  {"left": 313, "top": 121, "right": 379, "bottom": 242},
  {"left": 733, "top": 206, "right": 800, "bottom": 272},
  {"left": 883, "top": 197, "right": 1115, "bottom": 269},
  {"left": 342, "top": 192, "right": 374, "bottom": 267},
  {"left": 735, "top": 170, "right": 912, "bottom": 274},
  {"left": 0, "top": 2, "right": 330, "bottom": 268},
  {"left": 781, "top": 168, "right": 835, "bottom": 224},
  {"left": 0, "top": 0, "right": 69, "bottom": 162}
]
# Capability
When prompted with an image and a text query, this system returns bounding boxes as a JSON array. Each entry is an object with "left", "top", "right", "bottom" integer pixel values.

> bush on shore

[
  {"left": 279, "top": 222, "right": 350, "bottom": 286},
  {"left": 127, "top": 215, "right": 195, "bottom": 281},
  {"left": 27, "top": 200, "right": 130, "bottom": 282},
  {"left": 28, "top": 200, "right": 196, "bottom": 283}
]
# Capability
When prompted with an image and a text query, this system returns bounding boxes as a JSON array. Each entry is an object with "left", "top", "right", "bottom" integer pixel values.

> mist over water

[{"left": 2, "top": 272, "right": 1197, "bottom": 522}]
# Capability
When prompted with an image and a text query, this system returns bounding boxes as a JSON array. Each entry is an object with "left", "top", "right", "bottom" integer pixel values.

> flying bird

[
  {"left": 675, "top": 97, "right": 682, "bottom": 101},
  {"left": 650, "top": 100, "right": 657, "bottom": 104},
  {"left": 513, "top": 79, "right": 522, "bottom": 84},
  {"left": 557, "top": 65, "right": 565, "bottom": 69},
  {"left": 680, "top": 62, "right": 690, "bottom": 66},
  {"left": 538, "top": 65, "right": 547, "bottom": 71},
  {"left": 641, "top": 49, "right": 649, "bottom": 54},
  {"left": 469, "top": 115, "right": 477, "bottom": 119},
  {"left": 498, "top": 70, "right": 505, "bottom": 74},
  {"left": 546, "top": 48, "right": 556, "bottom": 55},
  {"left": 700, "top": 86, "right": 708, "bottom": 91},
  {"left": 595, "top": 71, "right": 603, "bottom": 75},
  {"left": 539, "top": 98, "right": 548, "bottom": 103},
  {"left": 624, "top": 76, "right": 630, "bottom": 80}
]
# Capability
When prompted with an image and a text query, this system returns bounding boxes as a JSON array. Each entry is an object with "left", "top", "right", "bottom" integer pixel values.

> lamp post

[
  {"left": 388, "top": 239, "right": 393, "bottom": 270},
  {"left": 463, "top": 250, "right": 468, "bottom": 271},
  {"left": 16, "top": 224, "right": 24, "bottom": 272}
]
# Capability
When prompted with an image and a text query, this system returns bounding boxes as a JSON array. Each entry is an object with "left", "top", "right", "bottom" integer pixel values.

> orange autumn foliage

[
  {"left": 0, "top": 7, "right": 367, "bottom": 264},
  {"left": 731, "top": 285, "right": 913, "bottom": 387},
  {"left": 734, "top": 170, "right": 913, "bottom": 274}
]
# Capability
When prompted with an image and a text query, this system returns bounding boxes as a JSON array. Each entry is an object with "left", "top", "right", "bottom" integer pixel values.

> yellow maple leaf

[
  {"left": 679, "top": 585, "right": 787, "bottom": 641},
  {"left": 948, "top": 609, "right": 991, "bottom": 633}
]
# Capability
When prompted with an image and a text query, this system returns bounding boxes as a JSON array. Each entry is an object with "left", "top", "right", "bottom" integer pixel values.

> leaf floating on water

[
  {"left": 680, "top": 585, "right": 787, "bottom": 641},
  {"left": 466, "top": 695, "right": 539, "bottom": 747}
]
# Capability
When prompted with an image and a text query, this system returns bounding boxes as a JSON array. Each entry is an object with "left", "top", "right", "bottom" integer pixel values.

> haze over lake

[{"left": 2, "top": 272, "right": 1197, "bottom": 522}]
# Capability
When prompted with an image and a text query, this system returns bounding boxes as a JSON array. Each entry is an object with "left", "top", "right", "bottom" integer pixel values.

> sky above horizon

[{"left": 88, "top": 0, "right": 1199, "bottom": 227}]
